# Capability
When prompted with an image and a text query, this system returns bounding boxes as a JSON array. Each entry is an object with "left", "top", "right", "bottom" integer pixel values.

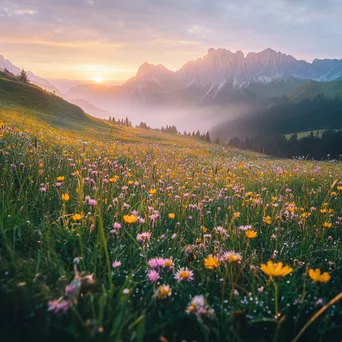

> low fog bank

[{"left": 82, "top": 101, "right": 258, "bottom": 134}]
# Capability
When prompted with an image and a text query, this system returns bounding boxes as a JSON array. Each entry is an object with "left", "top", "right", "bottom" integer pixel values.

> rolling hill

[{"left": 0, "top": 71, "right": 209, "bottom": 146}]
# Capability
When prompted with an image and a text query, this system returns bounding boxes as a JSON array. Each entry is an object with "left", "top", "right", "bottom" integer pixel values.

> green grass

[
  {"left": 290, "top": 79, "right": 342, "bottom": 101},
  {"left": 0, "top": 76, "right": 342, "bottom": 341},
  {"left": 284, "top": 129, "right": 342, "bottom": 140}
]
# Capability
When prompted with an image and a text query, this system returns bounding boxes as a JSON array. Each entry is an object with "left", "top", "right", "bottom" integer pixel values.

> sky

[{"left": 1, "top": 0, "right": 342, "bottom": 82}]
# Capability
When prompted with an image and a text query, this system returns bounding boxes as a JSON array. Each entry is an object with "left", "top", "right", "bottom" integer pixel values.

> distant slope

[
  {"left": 247, "top": 77, "right": 306, "bottom": 98},
  {"left": 69, "top": 98, "right": 109, "bottom": 118},
  {"left": 290, "top": 79, "right": 342, "bottom": 101},
  {"left": 0, "top": 54, "right": 54, "bottom": 89},
  {"left": 211, "top": 95, "right": 342, "bottom": 140}
]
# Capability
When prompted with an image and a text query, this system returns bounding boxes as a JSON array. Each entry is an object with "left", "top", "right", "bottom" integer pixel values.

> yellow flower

[
  {"left": 245, "top": 230, "right": 258, "bottom": 239},
  {"left": 128, "top": 180, "right": 133, "bottom": 185},
  {"left": 337, "top": 186, "right": 342, "bottom": 191},
  {"left": 233, "top": 212, "right": 241, "bottom": 218},
  {"left": 323, "top": 222, "right": 332, "bottom": 228},
  {"left": 204, "top": 255, "right": 220, "bottom": 270},
  {"left": 61, "top": 193, "right": 70, "bottom": 201},
  {"left": 164, "top": 259, "right": 174, "bottom": 269},
  {"left": 263, "top": 216, "right": 272, "bottom": 225},
  {"left": 109, "top": 176, "right": 119, "bottom": 183},
  {"left": 149, "top": 188, "right": 157, "bottom": 195},
  {"left": 56, "top": 176, "right": 65, "bottom": 182},
  {"left": 308, "top": 268, "right": 331, "bottom": 283},
  {"left": 301, "top": 212, "right": 311, "bottom": 219},
  {"left": 156, "top": 285, "right": 172, "bottom": 300},
  {"left": 168, "top": 213, "right": 175, "bottom": 219},
  {"left": 261, "top": 261, "right": 293, "bottom": 278},
  {"left": 72, "top": 213, "right": 82, "bottom": 221},
  {"left": 123, "top": 214, "right": 137, "bottom": 224}
]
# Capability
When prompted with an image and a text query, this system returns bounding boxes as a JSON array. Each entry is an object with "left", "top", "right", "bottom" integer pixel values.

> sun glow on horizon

[{"left": 94, "top": 77, "right": 104, "bottom": 83}]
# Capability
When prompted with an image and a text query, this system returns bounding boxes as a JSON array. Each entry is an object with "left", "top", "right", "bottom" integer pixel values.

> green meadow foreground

[{"left": 0, "top": 85, "right": 342, "bottom": 340}]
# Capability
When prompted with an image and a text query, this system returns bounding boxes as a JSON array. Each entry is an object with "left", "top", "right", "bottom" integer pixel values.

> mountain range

[
  {"left": 66, "top": 49, "right": 342, "bottom": 125},
  {"left": 2, "top": 48, "right": 342, "bottom": 132}
]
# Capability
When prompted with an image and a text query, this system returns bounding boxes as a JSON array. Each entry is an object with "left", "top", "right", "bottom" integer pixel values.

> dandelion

[
  {"left": 263, "top": 216, "right": 272, "bottom": 224},
  {"left": 156, "top": 285, "right": 172, "bottom": 300},
  {"left": 61, "top": 193, "right": 70, "bottom": 201},
  {"left": 245, "top": 230, "right": 257, "bottom": 239},
  {"left": 109, "top": 176, "right": 119, "bottom": 183},
  {"left": 323, "top": 222, "right": 332, "bottom": 228},
  {"left": 72, "top": 213, "right": 82, "bottom": 221},
  {"left": 308, "top": 268, "right": 331, "bottom": 283},
  {"left": 149, "top": 188, "right": 157, "bottom": 195},
  {"left": 164, "top": 258, "right": 174, "bottom": 269},
  {"left": 56, "top": 176, "right": 64, "bottom": 182},
  {"left": 168, "top": 213, "right": 175, "bottom": 219},
  {"left": 204, "top": 255, "right": 220, "bottom": 270},
  {"left": 123, "top": 214, "right": 138, "bottom": 224},
  {"left": 261, "top": 261, "right": 293, "bottom": 278},
  {"left": 174, "top": 267, "right": 194, "bottom": 282}
]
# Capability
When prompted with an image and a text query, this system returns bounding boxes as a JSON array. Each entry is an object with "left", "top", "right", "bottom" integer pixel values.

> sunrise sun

[{"left": 94, "top": 77, "right": 103, "bottom": 83}]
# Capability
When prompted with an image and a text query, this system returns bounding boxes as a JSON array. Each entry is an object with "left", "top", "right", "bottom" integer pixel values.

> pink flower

[
  {"left": 148, "top": 258, "right": 166, "bottom": 269},
  {"left": 174, "top": 267, "right": 194, "bottom": 282},
  {"left": 147, "top": 270, "right": 160, "bottom": 283},
  {"left": 112, "top": 260, "right": 121, "bottom": 268},
  {"left": 137, "top": 232, "right": 151, "bottom": 244},
  {"left": 88, "top": 199, "right": 97, "bottom": 207},
  {"left": 113, "top": 222, "right": 122, "bottom": 230},
  {"left": 48, "top": 298, "right": 70, "bottom": 313}
]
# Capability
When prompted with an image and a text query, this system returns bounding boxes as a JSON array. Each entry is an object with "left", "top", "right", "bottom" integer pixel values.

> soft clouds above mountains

[{"left": 1, "top": 0, "right": 342, "bottom": 80}]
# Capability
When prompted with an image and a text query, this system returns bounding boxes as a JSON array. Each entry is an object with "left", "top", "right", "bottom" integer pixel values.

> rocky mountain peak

[{"left": 136, "top": 62, "right": 171, "bottom": 79}]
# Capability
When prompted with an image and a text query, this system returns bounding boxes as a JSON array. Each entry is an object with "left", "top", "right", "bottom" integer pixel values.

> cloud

[{"left": 0, "top": 0, "right": 341, "bottom": 79}]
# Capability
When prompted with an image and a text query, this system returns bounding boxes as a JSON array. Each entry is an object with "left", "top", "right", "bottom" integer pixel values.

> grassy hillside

[
  {"left": 290, "top": 79, "right": 342, "bottom": 101},
  {"left": 0, "top": 71, "right": 211, "bottom": 146},
  {"left": 247, "top": 77, "right": 306, "bottom": 98},
  {"left": 1, "top": 104, "right": 342, "bottom": 342}
]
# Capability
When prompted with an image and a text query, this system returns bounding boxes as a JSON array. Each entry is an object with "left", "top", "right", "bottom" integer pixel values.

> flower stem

[{"left": 274, "top": 281, "right": 279, "bottom": 315}]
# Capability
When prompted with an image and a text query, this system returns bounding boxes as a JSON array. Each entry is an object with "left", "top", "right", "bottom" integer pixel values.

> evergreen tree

[{"left": 18, "top": 69, "right": 29, "bottom": 83}]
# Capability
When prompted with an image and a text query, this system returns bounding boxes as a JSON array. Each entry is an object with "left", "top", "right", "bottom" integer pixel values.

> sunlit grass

[{"left": 0, "top": 110, "right": 341, "bottom": 341}]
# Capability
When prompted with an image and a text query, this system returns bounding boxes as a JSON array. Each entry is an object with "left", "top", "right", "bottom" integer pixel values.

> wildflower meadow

[{"left": 0, "top": 118, "right": 341, "bottom": 341}]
